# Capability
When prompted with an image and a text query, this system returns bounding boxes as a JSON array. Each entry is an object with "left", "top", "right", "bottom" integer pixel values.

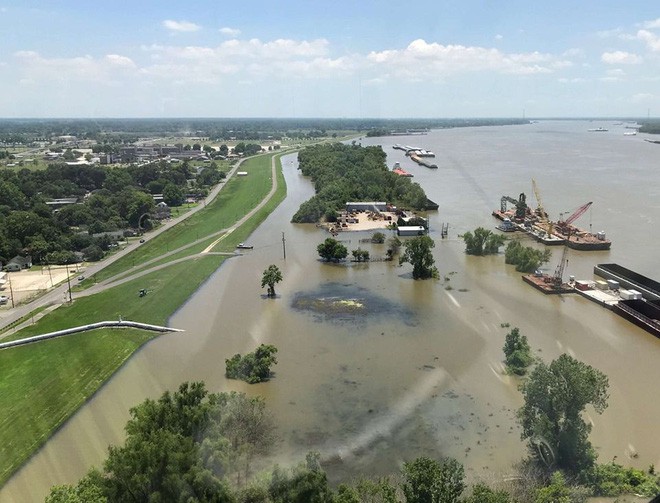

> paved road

[{"left": 0, "top": 152, "right": 284, "bottom": 334}]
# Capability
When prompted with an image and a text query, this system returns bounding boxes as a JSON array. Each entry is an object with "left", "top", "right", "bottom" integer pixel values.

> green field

[
  {"left": 0, "top": 151, "right": 288, "bottom": 487},
  {"left": 87, "top": 153, "right": 276, "bottom": 285}
]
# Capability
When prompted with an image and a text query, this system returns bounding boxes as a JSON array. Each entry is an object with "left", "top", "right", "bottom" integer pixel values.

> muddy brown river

[{"left": 2, "top": 120, "right": 660, "bottom": 500}]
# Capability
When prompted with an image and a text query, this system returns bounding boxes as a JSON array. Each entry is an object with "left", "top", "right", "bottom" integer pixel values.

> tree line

[
  {"left": 46, "top": 377, "right": 660, "bottom": 502},
  {"left": 0, "top": 160, "right": 225, "bottom": 265},
  {"left": 292, "top": 143, "right": 428, "bottom": 223}
]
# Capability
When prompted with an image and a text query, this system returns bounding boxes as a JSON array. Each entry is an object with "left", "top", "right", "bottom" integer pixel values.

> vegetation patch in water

[{"left": 291, "top": 282, "right": 416, "bottom": 325}]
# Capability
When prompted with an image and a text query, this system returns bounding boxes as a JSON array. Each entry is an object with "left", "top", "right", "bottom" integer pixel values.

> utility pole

[
  {"left": 7, "top": 272, "right": 15, "bottom": 309},
  {"left": 65, "top": 263, "right": 72, "bottom": 303},
  {"left": 282, "top": 232, "right": 286, "bottom": 260}
]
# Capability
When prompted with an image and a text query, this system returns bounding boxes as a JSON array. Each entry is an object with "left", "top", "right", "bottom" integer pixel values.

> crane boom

[
  {"left": 563, "top": 201, "right": 592, "bottom": 226},
  {"left": 531, "top": 179, "right": 552, "bottom": 234}
]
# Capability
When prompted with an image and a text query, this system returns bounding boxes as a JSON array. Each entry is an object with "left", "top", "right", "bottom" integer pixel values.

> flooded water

[{"left": 3, "top": 120, "right": 660, "bottom": 500}]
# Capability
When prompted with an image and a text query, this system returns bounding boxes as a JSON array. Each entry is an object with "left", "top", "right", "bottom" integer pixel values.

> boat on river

[{"left": 392, "top": 167, "right": 413, "bottom": 177}]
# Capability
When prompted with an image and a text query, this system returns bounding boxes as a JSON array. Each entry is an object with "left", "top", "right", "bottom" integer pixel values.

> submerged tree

[
  {"left": 225, "top": 344, "right": 279, "bottom": 384},
  {"left": 505, "top": 240, "right": 552, "bottom": 273},
  {"left": 399, "top": 235, "right": 438, "bottom": 279},
  {"left": 261, "top": 264, "right": 283, "bottom": 297},
  {"left": 503, "top": 327, "right": 534, "bottom": 375},
  {"left": 518, "top": 354, "right": 609, "bottom": 475},
  {"left": 317, "top": 237, "right": 348, "bottom": 262},
  {"left": 462, "top": 227, "right": 506, "bottom": 255},
  {"left": 352, "top": 248, "right": 370, "bottom": 262}
]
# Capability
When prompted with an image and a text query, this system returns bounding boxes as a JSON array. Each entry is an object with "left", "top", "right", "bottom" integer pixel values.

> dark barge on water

[{"left": 594, "top": 263, "right": 660, "bottom": 338}]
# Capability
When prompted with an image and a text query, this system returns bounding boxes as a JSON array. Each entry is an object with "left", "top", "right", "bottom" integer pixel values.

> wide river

[{"left": 3, "top": 120, "right": 660, "bottom": 500}]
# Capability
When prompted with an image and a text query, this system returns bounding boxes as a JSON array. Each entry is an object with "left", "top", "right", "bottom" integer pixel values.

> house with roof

[{"left": 5, "top": 255, "right": 32, "bottom": 272}]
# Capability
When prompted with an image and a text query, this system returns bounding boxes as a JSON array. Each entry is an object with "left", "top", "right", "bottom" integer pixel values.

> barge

[
  {"left": 409, "top": 154, "right": 438, "bottom": 169},
  {"left": 553, "top": 224, "right": 611, "bottom": 250},
  {"left": 522, "top": 274, "right": 574, "bottom": 294},
  {"left": 613, "top": 299, "right": 660, "bottom": 338},
  {"left": 594, "top": 263, "right": 660, "bottom": 301}
]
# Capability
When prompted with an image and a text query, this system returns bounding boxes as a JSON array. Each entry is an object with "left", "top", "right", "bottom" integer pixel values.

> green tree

[
  {"left": 94, "top": 382, "right": 236, "bottom": 502},
  {"left": 505, "top": 241, "right": 552, "bottom": 273},
  {"left": 534, "top": 471, "right": 573, "bottom": 503},
  {"left": 399, "top": 235, "right": 437, "bottom": 279},
  {"left": 45, "top": 382, "right": 282, "bottom": 501},
  {"left": 401, "top": 457, "right": 465, "bottom": 503},
  {"left": 353, "top": 477, "right": 399, "bottom": 503},
  {"left": 261, "top": 264, "right": 283, "bottom": 297},
  {"left": 503, "top": 327, "right": 533, "bottom": 375},
  {"left": 351, "top": 248, "right": 370, "bottom": 262},
  {"left": 518, "top": 354, "right": 609, "bottom": 475},
  {"left": 463, "top": 227, "right": 505, "bottom": 255},
  {"left": 225, "top": 344, "right": 279, "bottom": 384},
  {"left": 371, "top": 231, "right": 386, "bottom": 244},
  {"left": 268, "top": 452, "right": 333, "bottom": 503},
  {"left": 463, "top": 483, "right": 513, "bottom": 503},
  {"left": 317, "top": 237, "right": 348, "bottom": 262},
  {"left": 45, "top": 469, "right": 107, "bottom": 503},
  {"left": 163, "top": 182, "right": 186, "bottom": 207}
]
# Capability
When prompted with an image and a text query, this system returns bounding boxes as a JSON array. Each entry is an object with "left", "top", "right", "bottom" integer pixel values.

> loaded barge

[{"left": 523, "top": 262, "right": 660, "bottom": 339}]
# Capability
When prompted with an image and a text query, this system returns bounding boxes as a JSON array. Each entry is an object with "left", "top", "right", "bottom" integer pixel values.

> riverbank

[{"left": 0, "top": 151, "right": 287, "bottom": 488}]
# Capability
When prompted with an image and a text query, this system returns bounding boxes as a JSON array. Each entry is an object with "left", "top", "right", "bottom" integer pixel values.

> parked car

[{"left": 0, "top": 295, "right": 9, "bottom": 305}]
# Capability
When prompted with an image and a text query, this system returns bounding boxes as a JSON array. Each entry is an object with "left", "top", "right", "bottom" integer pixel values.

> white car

[{"left": 0, "top": 295, "right": 9, "bottom": 305}]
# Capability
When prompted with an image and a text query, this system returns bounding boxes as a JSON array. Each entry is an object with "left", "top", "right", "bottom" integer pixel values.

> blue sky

[{"left": 1, "top": 1, "right": 659, "bottom": 118}]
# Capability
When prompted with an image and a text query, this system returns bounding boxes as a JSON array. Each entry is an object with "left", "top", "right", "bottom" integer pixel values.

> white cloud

[
  {"left": 366, "top": 39, "right": 564, "bottom": 77},
  {"left": 642, "top": 18, "right": 660, "bottom": 29},
  {"left": 162, "top": 20, "right": 201, "bottom": 33},
  {"left": 596, "top": 28, "right": 623, "bottom": 38},
  {"left": 563, "top": 48, "right": 584, "bottom": 58},
  {"left": 606, "top": 68, "right": 626, "bottom": 77},
  {"left": 495, "top": 34, "right": 503, "bottom": 41},
  {"left": 631, "top": 93, "right": 654, "bottom": 103},
  {"left": 558, "top": 77, "right": 586, "bottom": 84},
  {"left": 219, "top": 27, "right": 241, "bottom": 37},
  {"left": 105, "top": 54, "right": 136, "bottom": 67},
  {"left": 601, "top": 51, "right": 642, "bottom": 64},
  {"left": 637, "top": 29, "right": 660, "bottom": 51},
  {"left": 13, "top": 51, "right": 137, "bottom": 82}
]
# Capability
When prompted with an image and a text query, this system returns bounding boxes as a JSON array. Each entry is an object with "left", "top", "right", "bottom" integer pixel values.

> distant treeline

[
  {"left": 638, "top": 119, "right": 660, "bottom": 134},
  {"left": 291, "top": 143, "right": 428, "bottom": 223},
  {"left": 1, "top": 117, "right": 529, "bottom": 144}
]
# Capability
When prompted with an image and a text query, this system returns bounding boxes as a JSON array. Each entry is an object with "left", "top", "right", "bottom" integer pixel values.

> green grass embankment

[
  {"left": 89, "top": 153, "right": 274, "bottom": 285},
  {"left": 0, "top": 152, "right": 287, "bottom": 487}
]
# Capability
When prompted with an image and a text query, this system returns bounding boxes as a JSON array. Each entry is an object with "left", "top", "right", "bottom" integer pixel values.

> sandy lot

[{"left": 324, "top": 211, "right": 397, "bottom": 233}]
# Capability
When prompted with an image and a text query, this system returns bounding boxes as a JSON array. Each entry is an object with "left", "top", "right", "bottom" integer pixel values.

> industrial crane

[
  {"left": 556, "top": 201, "right": 592, "bottom": 234},
  {"left": 531, "top": 179, "right": 553, "bottom": 236}
]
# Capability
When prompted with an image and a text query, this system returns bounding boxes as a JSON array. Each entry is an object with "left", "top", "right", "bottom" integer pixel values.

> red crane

[{"left": 560, "top": 201, "right": 592, "bottom": 226}]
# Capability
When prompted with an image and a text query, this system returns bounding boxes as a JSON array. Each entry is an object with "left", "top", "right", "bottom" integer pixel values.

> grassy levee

[
  {"left": 0, "top": 152, "right": 288, "bottom": 487},
  {"left": 89, "top": 153, "right": 275, "bottom": 285}
]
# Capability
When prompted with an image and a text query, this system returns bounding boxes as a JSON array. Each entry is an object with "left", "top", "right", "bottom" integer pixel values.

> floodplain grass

[
  {"left": 0, "top": 152, "right": 287, "bottom": 488},
  {"left": 0, "top": 254, "right": 227, "bottom": 486}
]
